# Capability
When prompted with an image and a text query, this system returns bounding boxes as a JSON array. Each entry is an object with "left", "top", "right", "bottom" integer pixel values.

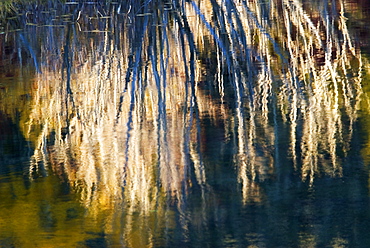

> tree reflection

[{"left": 11, "top": 0, "right": 365, "bottom": 246}]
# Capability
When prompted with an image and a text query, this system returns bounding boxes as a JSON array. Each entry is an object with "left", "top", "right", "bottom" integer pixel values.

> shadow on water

[{"left": 1, "top": 0, "right": 370, "bottom": 247}]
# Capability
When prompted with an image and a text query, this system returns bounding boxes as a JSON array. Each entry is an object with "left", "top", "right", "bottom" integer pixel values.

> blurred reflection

[
  {"left": 4, "top": 0, "right": 365, "bottom": 246},
  {"left": 186, "top": 0, "right": 363, "bottom": 194},
  {"left": 23, "top": 2, "right": 211, "bottom": 246}
]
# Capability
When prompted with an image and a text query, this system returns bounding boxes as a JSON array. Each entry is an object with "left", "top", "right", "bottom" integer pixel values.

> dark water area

[{"left": 1, "top": 0, "right": 370, "bottom": 247}]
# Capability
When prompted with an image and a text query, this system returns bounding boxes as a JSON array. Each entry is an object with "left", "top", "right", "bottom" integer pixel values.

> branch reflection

[{"left": 21, "top": 0, "right": 363, "bottom": 246}]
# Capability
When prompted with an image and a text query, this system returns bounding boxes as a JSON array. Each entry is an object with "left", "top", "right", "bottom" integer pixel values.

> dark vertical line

[{"left": 18, "top": 32, "right": 41, "bottom": 74}]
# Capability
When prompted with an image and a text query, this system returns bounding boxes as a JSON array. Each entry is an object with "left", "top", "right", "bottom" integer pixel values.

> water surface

[{"left": 1, "top": 0, "right": 370, "bottom": 247}]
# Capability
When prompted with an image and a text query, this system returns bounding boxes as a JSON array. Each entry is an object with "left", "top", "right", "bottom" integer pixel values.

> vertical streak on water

[
  {"left": 323, "top": 0, "right": 339, "bottom": 173},
  {"left": 123, "top": 13, "right": 150, "bottom": 191},
  {"left": 282, "top": 1, "right": 299, "bottom": 171},
  {"left": 149, "top": 9, "right": 171, "bottom": 246},
  {"left": 293, "top": 0, "right": 320, "bottom": 183},
  {"left": 161, "top": 20, "right": 174, "bottom": 204},
  {"left": 62, "top": 24, "right": 73, "bottom": 133},
  {"left": 337, "top": 0, "right": 362, "bottom": 157},
  {"left": 172, "top": 1, "right": 192, "bottom": 204},
  {"left": 338, "top": 0, "right": 354, "bottom": 141}
]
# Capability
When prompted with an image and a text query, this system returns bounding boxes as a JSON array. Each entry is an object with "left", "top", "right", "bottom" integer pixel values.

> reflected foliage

[{"left": 1, "top": 0, "right": 370, "bottom": 247}]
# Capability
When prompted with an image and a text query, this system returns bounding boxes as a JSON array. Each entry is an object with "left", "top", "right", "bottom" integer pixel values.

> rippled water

[{"left": 1, "top": 0, "right": 370, "bottom": 247}]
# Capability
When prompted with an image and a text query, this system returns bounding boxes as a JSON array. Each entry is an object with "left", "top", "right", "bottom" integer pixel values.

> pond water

[{"left": 1, "top": 0, "right": 370, "bottom": 247}]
